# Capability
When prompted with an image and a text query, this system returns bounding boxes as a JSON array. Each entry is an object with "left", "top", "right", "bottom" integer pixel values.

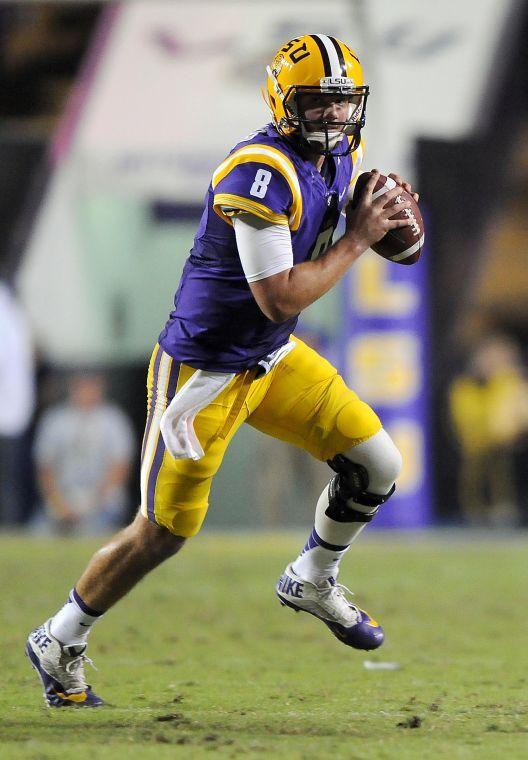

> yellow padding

[{"left": 213, "top": 193, "right": 288, "bottom": 227}]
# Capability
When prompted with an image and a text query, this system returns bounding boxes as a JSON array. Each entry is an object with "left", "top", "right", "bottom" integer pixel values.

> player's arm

[{"left": 236, "top": 171, "right": 413, "bottom": 323}]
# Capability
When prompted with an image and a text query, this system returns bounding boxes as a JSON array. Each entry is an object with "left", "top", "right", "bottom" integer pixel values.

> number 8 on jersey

[{"left": 250, "top": 168, "right": 272, "bottom": 199}]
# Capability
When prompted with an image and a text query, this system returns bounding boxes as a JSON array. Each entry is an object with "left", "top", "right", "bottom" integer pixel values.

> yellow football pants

[{"left": 140, "top": 337, "right": 381, "bottom": 537}]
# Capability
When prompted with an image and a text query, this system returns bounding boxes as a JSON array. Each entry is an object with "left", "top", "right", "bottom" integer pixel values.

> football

[{"left": 351, "top": 172, "right": 425, "bottom": 265}]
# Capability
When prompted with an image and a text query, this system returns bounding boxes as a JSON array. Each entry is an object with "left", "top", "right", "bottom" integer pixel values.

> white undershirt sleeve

[{"left": 232, "top": 214, "right": 293, "bottom": 283}]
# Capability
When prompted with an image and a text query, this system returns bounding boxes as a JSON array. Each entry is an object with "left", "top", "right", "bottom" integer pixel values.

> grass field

[{"left": 1, "top": 531, "right": 527, "bottom": 759}]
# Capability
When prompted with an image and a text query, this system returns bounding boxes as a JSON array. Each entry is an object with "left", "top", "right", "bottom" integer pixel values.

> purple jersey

[{"left": 159, "top": 124, "right": 363, "bottom": 372}]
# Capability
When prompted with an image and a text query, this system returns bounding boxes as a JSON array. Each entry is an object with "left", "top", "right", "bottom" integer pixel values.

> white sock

[
  {"left": 49, "top": 589, "right": 103, "bottom": 647},
  {"left": 293, "top": 430, "right": 401, "bottom": 584},
  {"left": 292, "top": 484, "right": 376, "bottom": 584}
]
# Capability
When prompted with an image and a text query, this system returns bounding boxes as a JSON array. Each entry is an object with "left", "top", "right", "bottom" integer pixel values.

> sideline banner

[{"left": 341, "top": 249, "right": 431, "bottom": 527}]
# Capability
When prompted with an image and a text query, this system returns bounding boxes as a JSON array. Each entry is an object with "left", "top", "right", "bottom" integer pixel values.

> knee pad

[
  {"left": 325, "top": 430, "right": 401, "bottom": 523},
  {"left": 326, "top": 454, "right": 395, "bottom": 523},
  {"left": 344, "top": 428, "right": 403, "bottom": 492}
]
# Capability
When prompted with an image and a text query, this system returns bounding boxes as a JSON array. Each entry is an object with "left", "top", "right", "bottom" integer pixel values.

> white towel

[
  {"left": 160, "top": 341, "right": 296, "bottom": 460},
  {"left": 160, "top": 370, "right": 235, "bottom": 460}
]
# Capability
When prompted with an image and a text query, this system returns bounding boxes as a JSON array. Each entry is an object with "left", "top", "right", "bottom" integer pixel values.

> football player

[{"left": 27, "top": 34, "right": 417, "bottom": 706}]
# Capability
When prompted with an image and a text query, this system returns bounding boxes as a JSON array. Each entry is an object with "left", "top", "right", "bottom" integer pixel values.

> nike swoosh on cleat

[
  {"left": 79, "top": 623, "right": 91, "bottom": 627},
  {"left": 56, "top": 691, "right": 88, "bottom": 703}
]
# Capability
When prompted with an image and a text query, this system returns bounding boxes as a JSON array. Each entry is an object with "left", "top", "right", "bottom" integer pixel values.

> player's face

[{"left": 297, "top": 93, "right": 358, "bottom": 132}]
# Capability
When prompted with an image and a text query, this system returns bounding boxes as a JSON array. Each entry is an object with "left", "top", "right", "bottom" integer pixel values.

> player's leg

[
  {"left": 291, "top": 429, "right": 401, "bottom": 584},
  {"left": 247, "top": 337, "right": 401, "bottom": 650},
  {"left": 26, "top": 512, "right": 186, "bottom": 707},
  {"left": 52, "top": 511, "right": 186, "bottom": 634},
  {"left": 26, "top": 347, "right": 247, "bottom": 707}
]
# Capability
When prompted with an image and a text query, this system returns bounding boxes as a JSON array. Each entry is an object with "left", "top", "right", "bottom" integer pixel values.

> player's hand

[
  {"left": 388, "top": 172, "right": 419, "bottom": 202},
  {"left": 344, "top": 170, "right": 413, "bottom": 252}
]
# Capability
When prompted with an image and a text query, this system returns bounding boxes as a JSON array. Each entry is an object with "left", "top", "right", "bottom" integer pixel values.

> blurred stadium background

[{"left": 1, "top": 0, "right": 527, "bottom": 533}]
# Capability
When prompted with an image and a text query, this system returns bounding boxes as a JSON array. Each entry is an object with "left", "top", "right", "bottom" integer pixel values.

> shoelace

[
  {"left": 320, "top": 582, "right": 360, "bottom": 620},
  {"left": 64, "top": 653, "right": 97, "bottom": 691}
]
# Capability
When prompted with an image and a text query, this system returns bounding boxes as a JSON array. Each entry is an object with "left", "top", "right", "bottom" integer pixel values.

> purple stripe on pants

[
  {"left": 141, "top": 346, "right": 163, "bottom": 464},
  {"left": 146, "top": 359, "right": 181, "bottom": 524}
]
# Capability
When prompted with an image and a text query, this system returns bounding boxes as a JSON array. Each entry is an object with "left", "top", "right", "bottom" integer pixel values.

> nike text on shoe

[
  {"left": 276, "top": 564, "right": 384, "bottom": 650},
  {"left": 25, "top": 620, "right": 104, "bottom": 707}
]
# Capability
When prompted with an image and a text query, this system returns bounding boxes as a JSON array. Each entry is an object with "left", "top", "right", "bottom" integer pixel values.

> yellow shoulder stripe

[
  {"left": 213, "top": 194, "right": 289, "bottom": 227},
  {"left": 212, "top": 144, "right": 302, "bottom": 231}
]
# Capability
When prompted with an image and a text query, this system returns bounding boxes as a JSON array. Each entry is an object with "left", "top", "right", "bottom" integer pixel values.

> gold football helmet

[{"left": 264, "top": 34, "right": 368, "bottom": 156}]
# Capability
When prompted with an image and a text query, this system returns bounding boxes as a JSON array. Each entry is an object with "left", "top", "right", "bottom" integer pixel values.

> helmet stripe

[
  {"left": 310, "top": 34, "right": 332, "bottom": 77},
  {"left": 328, "top": 37, "right": 347, "bottom": 76},
  {"left": 311, "top": 34, "right": 343, "bottom": 78}
]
